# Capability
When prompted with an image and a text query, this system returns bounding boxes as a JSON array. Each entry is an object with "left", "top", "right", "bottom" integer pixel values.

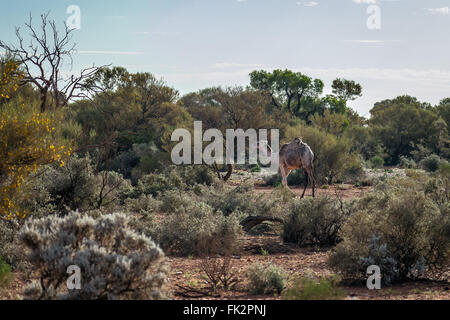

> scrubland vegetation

[{"left": 0, "top": 14, "right": 449, "bottom": 300}]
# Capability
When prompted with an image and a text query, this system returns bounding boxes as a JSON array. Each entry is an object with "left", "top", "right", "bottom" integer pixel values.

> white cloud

[
  {"left": 428, "top": 7, "right": 450, "bottom": 15},
  {"left": 211, "top": 62, "right": 264, "bottom": 69},
  {"left": 342, "top": 40, "right": 401, "bottom": 44},
  {"left": 131, "top": 31, "right": 182, "bottom": 36},
  {"left": 297, "top": 1, "right": 319, "bottom": 7},
  {"left": 353, "top": 0, "right": 377, "bottom": 4}
]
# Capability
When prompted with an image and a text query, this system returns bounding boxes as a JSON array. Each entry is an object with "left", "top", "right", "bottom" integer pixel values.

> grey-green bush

[
  {"left": 20, "top": 212, "right": 168, "bottom": 300},
  {"left": 247, "top": 263, "right": 288, "bottom": 295},
  {"left": 0, "top": 256, "right": 13, "bottom": 290},
  {"left": 153, "top": 201, "right": 242, "bottom": 256},
  {"left": 329, "top": 177, "right": 450, "bottom": 283},
  {"left": 283, "top": 274, "right": 345, "bottom": 300},
  {"left": 399, "top": 156, "right": 416, "bottom": 169},
  {"left": 0, "top": 219, "right": 26, "bottom": 270},
  {"left": 201, "top": 180, "right": 287, "bottom": 221},
  {"left": 22, "top": 156, "right": 131, "bottom": 216},
  {"left": 370, "top": 155, "right": 384, "bottom": 169},
  {"left": 158, "top": 189, "right": 196, "bottom": 213},
  {"left": 283, "top": 196, "right": 351, "bottom": 247},
  {"left": 420, "top": 154, "right": 443, "bottom": 172},
  {"left": 132, "top": 165, "right": 219, "bottom": 198},
  {"left": 124, "top": 194, "right": 161, "bottom": 215}
]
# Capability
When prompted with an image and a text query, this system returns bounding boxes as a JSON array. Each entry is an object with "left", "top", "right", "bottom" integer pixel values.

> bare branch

[{"left": 0, "top": 12, "right": 106, "bottom": 112}]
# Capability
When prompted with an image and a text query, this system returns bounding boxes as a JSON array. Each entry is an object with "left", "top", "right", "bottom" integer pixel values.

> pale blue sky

[{"left": 0, "top": 0, "right": 449, "bottom": 115}]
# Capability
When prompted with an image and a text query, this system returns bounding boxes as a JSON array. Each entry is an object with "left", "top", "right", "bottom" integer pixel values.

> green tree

[
  {"left": 249, "top": 69, "right": 324, "bottom": 117},
  {"left": 331, "top": 78, "right": 362, "bottom": 102},
  {"left": 436, "top": 98, "right": 450, "bottom": 135},
  {"left": 369, "top": 95, "right": 443, "bottom": 164}
]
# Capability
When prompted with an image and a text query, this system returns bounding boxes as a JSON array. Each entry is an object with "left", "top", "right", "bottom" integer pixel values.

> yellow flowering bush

[
  {"left": 0, "top": 113, "right": 71, "bottom": 219},
  {"left": 0, "top": 59, "right": 70, "bottom": 219},
  {"left": 0, "top": 58, "right": 21, "bottom": 101}
]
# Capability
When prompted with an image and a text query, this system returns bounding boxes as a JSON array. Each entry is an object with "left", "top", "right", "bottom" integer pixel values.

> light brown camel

[{"left": 259, "top": 137, "right": 315, "bottom": 198}]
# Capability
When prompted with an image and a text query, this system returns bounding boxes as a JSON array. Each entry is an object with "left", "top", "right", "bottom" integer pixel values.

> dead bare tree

[{"left": 0, "top": 12, "right": 106, "bottom": 112}]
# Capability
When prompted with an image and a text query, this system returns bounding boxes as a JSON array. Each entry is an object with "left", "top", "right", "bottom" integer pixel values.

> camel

[{"left": 259, "top": 137, "right": 315, "bottom": 198}]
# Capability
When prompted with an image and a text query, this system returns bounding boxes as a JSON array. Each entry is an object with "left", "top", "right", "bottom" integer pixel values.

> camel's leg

[
  {"left": 280, "top": 165, "right": 292, "bottom": 189},
  {"left": 285, "top": 167, "right": 292, "bottom": 185},
  {"left": 301, "top": 169, "right": 309, "bottom": 198},
  {"left": 280, "top": 165, "right": 288, "bottom": 187},
  {"left": 303, "top": 166, "right": 315, "bottom": 198}
]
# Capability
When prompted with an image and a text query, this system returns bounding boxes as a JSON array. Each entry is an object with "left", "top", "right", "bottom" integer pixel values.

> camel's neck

[{"left": 258, "top": 143, "right": 274, "bottom": 158}]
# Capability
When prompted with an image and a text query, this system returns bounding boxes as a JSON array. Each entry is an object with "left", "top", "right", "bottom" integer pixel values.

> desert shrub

[
  {"left": 132, "top": 165, "right": 218, "bottom": 198},
  {"left": 283, "top": 196, "right": 351, "bottom": 247},
  {"left": 420, "top": 154, "right": 443, "bottom": 172},
  {"left": 329, "top": 178, "right": 450, "bottom": 284},
  {"left": 90, "top": 170, "right": 131, "bottom": 211},
  {"left": 295, "top": 126, "right": 359, "bottom": 184},
  {"left": 0, "top": 219, "right": 16, "bottom": 263},
  {"left": 107, "top": 146, "right": 140, "bottom": 180},
  {"left": 128, "top": 143, "right": 171, "bottom": 183},
  {"left": 283, "top": 274, "right": 345, "bottom": 300},
  {"left": 399, "top": 156, "right": 416, "bottom": 169},
  {"left": 0, "top": 256, "right": 13, "bottom": 290},
  {"left": 37, "top": 156, "right": 98, "bottom": 214},
  {"left": 357, "top": 236, "right": 402, "bottom": 285},
  {"left": 438, "top": 163, "right": 450, "bottom": 199},
  {"left": 154, "top": 201, "right": 242, "bottom": 256},
  {"left": 158, "top": 190, "right": 197, "bottom": 213},
  {"left": 0, "top": 101, "right": 70, "bottom": 219},
  {"left": 178, "top": 165, "right": 218, "bottom": 186},
  {"left": 19, "top": 212, "right": 168, "bottom": 300},
  {"left": 247, "top": 263, "right": 288, "bottom": 295},
  {"left": 133, "top": 172, "right": 179, "bottom": 198},
  {"left": 200, "top": 256, "right": 239, "bottom": 291},
  {"left": 202, "top": 180, "right": 255, "bottom": 216},
  {"left": 24, "top": 156, "right": 131, "bottom": 216},
  {"left": 0, "top": 218, "right": 27, "bottom": 270},
  {"left": 341, "top": 154, "right": 365, "bottom": 184},
  {"left": 201, "top": 181, "right": 287, "bottom": 224},
  {"left": 263, "top": 172, "right": 282, "bottom": 187},
  {"left": 370, "top": 155, "right": 384, "bottom": 168},
  {"left": 264, "top": 169, "right": 306, "bottom": 187},
  {"left": 13, "top": 173, "right": 56, "bottom": 218},
  {"left": 124, "top": 194, "right": 161, "bottom": 215}
]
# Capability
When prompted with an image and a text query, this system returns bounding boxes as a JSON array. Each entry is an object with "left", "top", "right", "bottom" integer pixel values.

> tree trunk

[
  {"left": 240, "top": 216, "right": 284, "bottom": 232},
  {"left": 223, "top": 164, "right": 233, "bottom": 182},
  {"left": 40, "top": 89, "right": 48, "bottom": 113}
]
